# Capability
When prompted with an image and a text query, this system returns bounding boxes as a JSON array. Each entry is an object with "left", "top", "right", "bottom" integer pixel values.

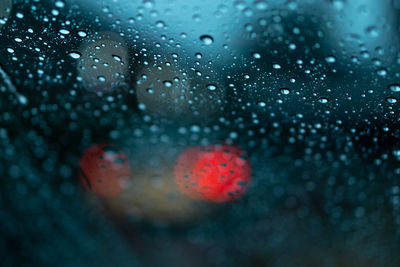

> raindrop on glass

[
  {"left": 386, "top": 97, "right": 398, "bottom": 104},
  {"left": 272, "top": 63, "right": 281, "bottom": 69},
  {"left": 257, "top": 101, "right": 266, "bottom": 107},
  {"left": 69, "top": 51, "right": 81, "bottom": 59},
  {"left": 251, "top": 52, "right": 261, "bottom": 59},
  {"left": 318, "top": 97, "right": 329, "bottom": 104},
  {"left": 163, "top": 80, "right": 173, "bottom": 87},
  {"left": 280, "top": 88, "right": 290, "bottom": 95},
  {"left": 325, "top": 56, "right": 336, "bottom": 63},
  {"left": 200, "top": 35, "right": 214, "bottom": 45},
  {"left": 207, "top": 84, "right": 217, "bottom": 91},
  {"left": 388, "top": 84, "right": 400, "bottom": 92}
]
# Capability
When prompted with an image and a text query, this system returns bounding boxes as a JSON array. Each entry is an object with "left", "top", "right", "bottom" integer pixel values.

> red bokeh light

[
  {"left": 174, "top": 144, "right": 251, "bottom": 203},
  {"left": 79, "top": 144, "right": 132, "bottom": 198}
]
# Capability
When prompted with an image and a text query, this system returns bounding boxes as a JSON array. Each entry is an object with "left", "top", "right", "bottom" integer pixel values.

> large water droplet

[
  {"left": 156, "top": 20, "right": 166, "bottom": 28},
  {"left": 163, "top": 80, "right": 173, "bottom": 87},
  {"left": 251, "top": 52, "right": 261, "bottom": 59},
  {"left": 59, "top": 29, "right": 70, "bottom": 35},
  {"left": 112, "top": 55, "right": 122, "bottom": 62},
  {"left": 388, "top": 83, "right": 400, "bottom": 92},
  {"left": 279, "top": 88, "right": 290, "bottom": 95},
  {"left": 207, "top": 84, "right": 217, "bottom": 91},
  {"left": 386, "top": 96, "right": 398, "bottom": 104},
  {"left": 69, "top": 51, "right": 81, "bottom": 59},
  {"left": 97, "top": 76, "right": 106, "bottom": 82},
  {"left": 254, "top": 0, "right": 268, "bottom": 10},
  {"left": 55, "top": 1, "right": 65, "bottom": 8},
  {"left": 366, "top": 26, "right": 379, "bottom": 37},
  {"left": 377, "top": 68, "right": 387, "bottom": 77},
  {"left": 272, "top": 63, "right": 281, "bottom": 69},
  {"left": 325, "top": 56, "right": 336, "bottom": 63},
  {"left": 17, "top": 94, "right": 28, "bottom": 105},
  {"left": 200, "top": 35, "right": 214, "bottom": 45},
  {"left": 78, "top": 31, "right": 87, "bottom": 37},
  {"left": 257, "top": 101, "right": 266, "bottom": 107},
  {"left": 318, "top": 97, "right": 329, "bottom": 104}
]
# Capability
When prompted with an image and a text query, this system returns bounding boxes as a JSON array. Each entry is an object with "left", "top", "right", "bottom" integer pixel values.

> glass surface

[{"left": 1, "top": 0, "right": 400, "bottom": 266}]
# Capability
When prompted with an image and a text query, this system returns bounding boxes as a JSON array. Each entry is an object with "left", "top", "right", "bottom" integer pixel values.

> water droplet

[
  {"left": 143, "top": 0, "right": 154, "bottom": 8},
  {"left": 242, "top": 7, "right": 253, "bottom": 17},
  {"left": 78, "top": 31, "right": 87, "bottom": 37},
  {"left": 389, "top": 84, "right": 400, "bottom": 92},
  {"left": 200, "top": 35, "right": 214, "bottom": 45},
  {"left": 289, "top": 43, "right": 296, "bottom": 50},
  {"left": 377, "top": 68, "right": 387, "bottom": 77},
  {"left": 292, "top": 27, "right": 300, "bottom": 34},
  {"left": 318, "top": 97, "right": 329, "bottom": 104},
  {"left": 207, "top": 84, "right": 217, "bottom": 91},
  {"left": 251, "top": 52, "right": 261, "bottom": 59},
  {"left": 97, "top": 76, "right": 106, "bottom": 82},
  {"left": 55, "top": 1, "right": 65, "bottom": 8},
  {"left": 112, "top": 55, "right": 122, "bottom": 62},
  {"left": 254, "top": 0, "right": 268, "bottom": 10},
  {"left": 272, "top": 63, "right": 281, "bottom": 69},
  {"left": 325, "top": 56, "right": 336, "bottom": 63},
  {"left": 163, "top": 80, "right": 173, "bottom": 87},
  {"left": 59, "top": 29, "right": 70, "bottom": 35},
  {"left": 69, "top": 51, "right": 81, "bottom": 59},
  {"left": 257, "top": 101, "right": 266, "bottom": 107},
  {"left": 234, "top": 0, "right": 246, "bottom": 10},
  {"left": 280, "top": 88, "right": 290, "bottom": 95},
  {"left": 156, "top": 20, "right": 166, "bottom": 28},
  {"left": 386, "top": 97, "right": 397, "bottom": 104},
  {"left": 17, "top": 94, "right": 28, "bottom": 105},
  {"left": 138, "top": 103, "right": 146, "bottom": 110},
  {"left": 366, "top": 26, "right": 379, "bottom": 37}
]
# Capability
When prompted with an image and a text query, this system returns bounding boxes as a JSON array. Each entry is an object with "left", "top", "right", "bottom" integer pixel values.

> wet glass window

[{"left": 1, "top": 0, "right": 400, "bottom": 266}]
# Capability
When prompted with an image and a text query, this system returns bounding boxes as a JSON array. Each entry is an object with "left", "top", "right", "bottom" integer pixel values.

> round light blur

[
  {"left": 77, "top": 31, "right": 129, "bottom": 92},
  {"left": 135, "top": 59, "right": 225, "bottom": 122}
]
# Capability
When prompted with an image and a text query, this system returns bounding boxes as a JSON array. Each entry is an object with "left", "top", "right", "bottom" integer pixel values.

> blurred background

[{"left": 1, "top": 0, "right": 400, "bottom": 266}]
